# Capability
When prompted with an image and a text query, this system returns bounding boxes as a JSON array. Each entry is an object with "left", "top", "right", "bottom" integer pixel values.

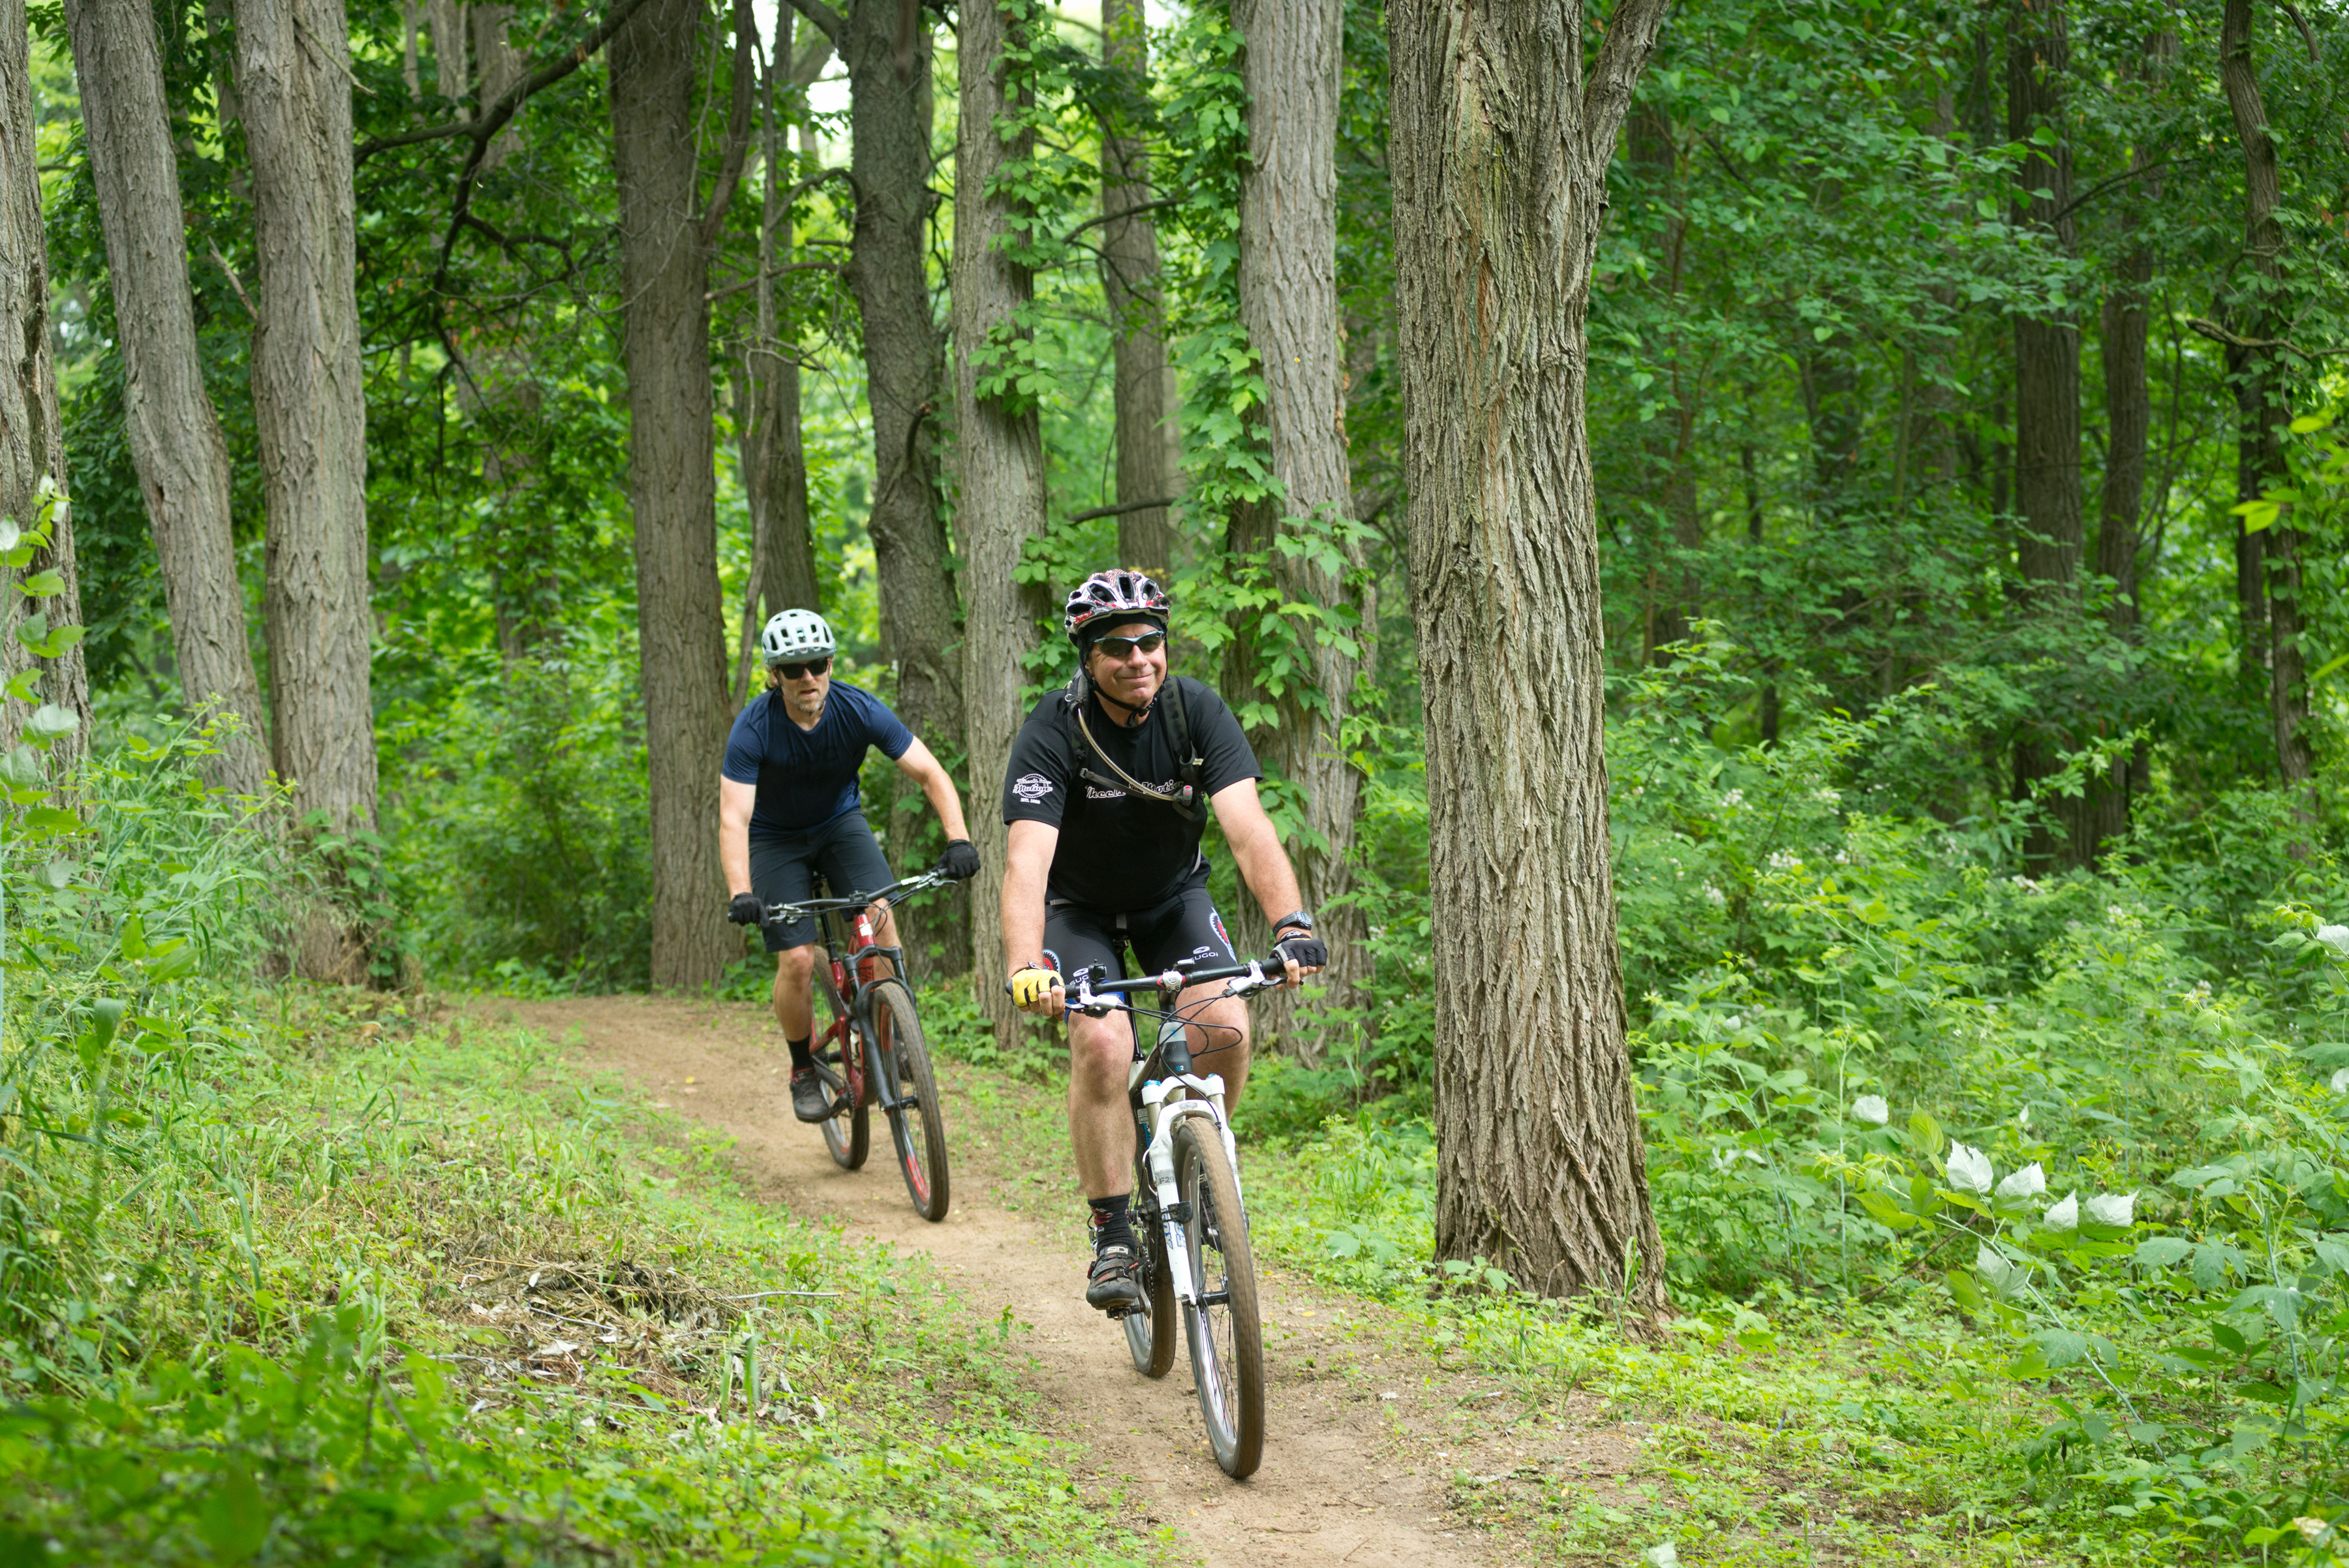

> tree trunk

[
  {"left": 0, "top": 0, "right": 93, "bottom": 773},
  {"left": 1229, "top": 0, "right": 1364, "bottom": 1051},
  {"left": 1099, "top": 0, "right": 1174, "bottom": 580},
  {"left": 469, "top": 3, "right": 521, "bottom": 168},
  {"left": 68, "top": 0, "right": 264, "bottom": 788},
  {"left": 2005, "top": 0, "right": 2087, "bottom": 868},
  {"left": 803, "top": 0, "right": 969, "bottom": 972},
  {"left": 733, "top": 38, "right": 829, "bottom": 704},
  {"left": 428, "top": 0, "right": 466, "bottom": 98},
  {"left": 2080, "top": 25, "right": 2173, "bottom": 860},
  {"left": 65, "top": 0, "right": 269, "bottom": 778},
  {"left": 2219, "top": 0, "right": 2310, "bottom": 790},
  {"left": 232, "top": 0, "right": 378, "bottom": 847},
  {"left": 1387, "top": 0, "right": 1671, "bottom": 1312},
  {"left": 1630, "top": 102, "right": 1699, "bottom": 661},
  {"left": 611, "top": 0, "right": 735, "bottom": 987},
  {"left": 954, "top": 0, "right": 1045, "bottom": 1037}
]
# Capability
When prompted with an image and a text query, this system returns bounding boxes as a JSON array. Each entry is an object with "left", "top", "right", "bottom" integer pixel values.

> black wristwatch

[{"left": 1272, "top": 910, "right": 1314, "bottom": 936}]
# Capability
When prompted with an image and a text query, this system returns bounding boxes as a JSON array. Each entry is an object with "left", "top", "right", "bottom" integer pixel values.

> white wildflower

[
  {"left": 2318, "top": 925, "right": 2349, "bottom": 955},
  {"left": 1701, "top": 882, "right": 1727, "bottom": 908},
  {"left": 1851, "top": 1094, "right": 1890, "bottom": 1127},
  {"left": 1721, "top": 788, "right": 1745, "bottom": 810},
  {"left": 2044, "top": 1191, "right": 2078, "bottom": 1231},
  {"left": 1767, "top": 850, "right": 1802, "bottom": 872},
  {"left": 1996, "top": 1163, "right": 2047, "bottom": 1202},
  {"left": 1944, "top": 1143, "right": 1994, "bottom": 1194},
  {"left": 1813, "top": 788, "right": 1841, "bottom": 805},
  {"left": 2331, "top": 1068, "right": 2349, "bottom": 1094},
  {"left": 2011, "top": 875, "right": 2043, "bottom": 895},
  {"left": 2085, "top": 1192, "right": 2137, "bottom": 1227}
]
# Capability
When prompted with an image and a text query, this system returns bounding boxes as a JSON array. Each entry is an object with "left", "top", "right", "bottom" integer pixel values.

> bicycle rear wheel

[
  {"left": 869, "top": 979, "right": 949, "bottom": 1221},
  {"left": 1124, "top": 1154, "right": 1177, "bottom": 1378},
  {"left": 1174, "top": 1118, "right": 1263, "bottom": 1478}
]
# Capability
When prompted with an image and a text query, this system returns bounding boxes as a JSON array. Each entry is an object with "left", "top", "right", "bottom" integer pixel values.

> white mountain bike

[{"left": 1064, "top": 953, "right": 1287, "bottom": 1481}]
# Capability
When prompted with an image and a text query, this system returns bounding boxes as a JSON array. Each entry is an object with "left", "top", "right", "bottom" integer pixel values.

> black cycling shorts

[
  {"left": 748, "top": 810, "right": 896, "bottom": 953},
  {"left": 1042, "top": 861, "right": 1239, "bottom": 989}
]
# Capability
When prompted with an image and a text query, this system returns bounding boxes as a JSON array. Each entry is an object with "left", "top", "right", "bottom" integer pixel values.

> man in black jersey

[{"left": 998, "top": 570, "right": 1328, "bottom": 1314}]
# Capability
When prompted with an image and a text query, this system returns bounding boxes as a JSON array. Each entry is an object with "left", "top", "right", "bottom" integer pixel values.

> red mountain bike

[{"left": 764, "top": 870, "right": 951, "bottom": 1222}]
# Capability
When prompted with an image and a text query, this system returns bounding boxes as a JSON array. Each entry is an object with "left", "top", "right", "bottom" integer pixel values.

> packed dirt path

[{"left": 481, "top": 994, "right": 1488, "bottom": 1568}]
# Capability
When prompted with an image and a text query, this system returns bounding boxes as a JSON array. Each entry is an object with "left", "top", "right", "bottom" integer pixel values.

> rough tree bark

[
  {"left": 1629, "top": 101, "right": 1699, "bottom": 661},
  {"left": 733, "top": 31, "right": 831, "bottom": 703},
  {"left": 1227, "top": 0, "right": 1365, "bottom": 1049},
  {"left": 0, "top": 0, "right": 93, "bottom": 773},
  {"left": 2218, "top": 0, "right": 2310, "bottom": 790},
  {"left": 954, "top": 0, "right": 1045, "bottom": 1038},
  {"left": 611, "top": 0, "right": 736, "bottom": 987},
  {"left": 2004, "top": 0, "right": 2089, "bottom": 867},
  {"left": 63, "top": 0, "right": 266, "bottom": 791},
  {"left": 1388, "top": 0, "right": 1672, "bottom": 1310},
  {"left": 790, "top": 0, "right": 968, "bottom": 974},
  {"left": 1098, "top": 0, "right": 1175, "bottom": 580},
  {"left": 232, "top": 0, "right": 379, "bottom": 855}
]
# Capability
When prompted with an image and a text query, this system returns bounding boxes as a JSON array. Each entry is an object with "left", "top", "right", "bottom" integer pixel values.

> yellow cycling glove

[{"left": 1007, "top": 966, "right": 1062, "bottom": 1009}]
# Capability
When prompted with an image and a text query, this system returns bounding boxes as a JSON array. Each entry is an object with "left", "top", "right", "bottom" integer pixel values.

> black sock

[
  {"left": 1088, "top": 1194, "right": 1134, "bottom": 1252},
  {"left": 788, "top": 1036, "right": 813, "bottom": 1071}
]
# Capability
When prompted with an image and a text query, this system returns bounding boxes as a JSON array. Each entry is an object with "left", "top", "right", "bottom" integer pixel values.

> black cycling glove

[
  {"left": 727, "top": 891, "right": 765, "bottom": 927},
  {"left": 1273, "top": 935, "right": 1328, "bottom": 971},
  {"left": 937, "top": 838, "right": 981, "bottom": 881}
]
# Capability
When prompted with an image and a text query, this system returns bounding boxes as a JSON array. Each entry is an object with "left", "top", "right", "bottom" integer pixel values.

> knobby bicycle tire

[
  {"left": 1174, "top": 1118, "right": 1263, "bottom": 1478},
  {"left": 868, "top": 978, "right": 949, "bottom": 1222},
  {"left": 1124, "top": 1150, "right": 1177, "bottom": 1379}
]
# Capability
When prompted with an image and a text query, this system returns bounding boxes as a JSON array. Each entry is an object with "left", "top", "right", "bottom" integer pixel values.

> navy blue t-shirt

[{"left": 723, "top": 681, "right": 914, "bottom": 838}]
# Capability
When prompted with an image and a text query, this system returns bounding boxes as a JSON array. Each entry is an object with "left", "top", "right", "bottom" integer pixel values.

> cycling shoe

[
  {"left": 1086, "top": 1243, "right": 1143, "bottom": 1314},
  {"left": 790, "top": 1068, "right": 831, "bottom": 1123}
]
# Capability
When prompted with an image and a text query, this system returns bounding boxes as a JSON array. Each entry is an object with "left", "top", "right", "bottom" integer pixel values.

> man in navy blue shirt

[{"left": 721, "top": 609, "right": 980, "bottom": 1122}]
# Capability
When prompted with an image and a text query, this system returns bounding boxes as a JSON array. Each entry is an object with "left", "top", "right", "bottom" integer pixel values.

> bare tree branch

[
  {"left": 782, "top": 0, "right": 847, "bottom": 51},
  {"left": 355, "top": 0, "right": 661, "bottom": 164},
  {"left": 1582, "top": 0, "right": 1676, "bottom": 161},
  {"left": 699, "top": 0, "right": 760, "bottom": 249}
]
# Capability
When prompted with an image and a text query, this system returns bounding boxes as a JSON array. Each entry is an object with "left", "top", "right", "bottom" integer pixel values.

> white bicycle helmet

[
  {"left": 1063, "top": 569, "right": 1170, "bottom": 643},
  {"left": 761, "top": 608, "right": 835, "bottom": 665}
]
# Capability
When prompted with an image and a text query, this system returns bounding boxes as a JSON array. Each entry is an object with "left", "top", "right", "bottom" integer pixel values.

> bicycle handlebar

[
  {"left": 1061, "top": 952, "right": 1289, "bottom": 1015},
  {"left": 762, "top": 867, "right": 953, "bottom": 926}
]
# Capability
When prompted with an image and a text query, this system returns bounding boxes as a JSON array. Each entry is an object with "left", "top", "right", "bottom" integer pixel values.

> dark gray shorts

[
  {"left": 749, "top": 810, "right": 896, "bottom": 952},
  {"left": 1041, "top": 862, "right": 1238, "bottom": 986}
]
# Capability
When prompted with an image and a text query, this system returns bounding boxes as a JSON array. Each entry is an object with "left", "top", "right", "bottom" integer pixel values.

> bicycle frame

[
  {"left": 1070, "top": 958, "right": 1279, "bottom": 1312},
  {"left": 772, "top": 872, "right": 945, "bottom": 1119}
]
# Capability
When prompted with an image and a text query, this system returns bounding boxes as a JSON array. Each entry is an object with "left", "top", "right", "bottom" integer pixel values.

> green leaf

[
  {"left": 23, "top": 703, "right": 78, "bottom": 749},
  {"left": 140, "top": 940, "right": 200, "bottom": 983},
  {"left": 2134, "top": 1237, "right": 2191, "bottom": 1268},
  {"left": 0, "top": 745, "right": 40, "bottom": 789},
  {"left": 1856, "top": 1189, "right": 1919, "bottom": 1229},
  {"left": 20, "top": 570, "right": 65, "bottom": 598},
  {"left": 20, "top": 805, "right": 83, "bottom": 834}
]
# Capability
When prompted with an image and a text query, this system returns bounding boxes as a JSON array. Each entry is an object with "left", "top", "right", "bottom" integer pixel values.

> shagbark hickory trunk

[
  {"left": 1387, "top": 0, "right": 1671, "bottom": 1312},
  {"left": 65, "top": 0, "right": 269, "bottom": 795},
  {"left": 1098, "top": 0, "right": 1175, "bottom": 580},
  {"left": 954, "top": 0, "right": 1045, "bottom": 1038},
  {"left": 1228, "top": 0, "right": 1364, "bottom": 1047},
  {"left": 2219, "top": 0, "right": 2311, "bottom": 790},
  {"left": 790, "top": 0, "right": 969, "bottom": 972},
  {"left": 232, "top": 0, "right": 378, "bottom": 837},
  {"left": 0, "top": 0, "right": 93, "bottom": 771},
  {"left": 611, "top": 0, "right": 736, "bottom": 987}
]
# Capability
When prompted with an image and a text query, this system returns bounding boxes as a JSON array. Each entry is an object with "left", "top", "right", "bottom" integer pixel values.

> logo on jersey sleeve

[{"left": 1012, "top": 773, "right": 1054, "bottom": 804}]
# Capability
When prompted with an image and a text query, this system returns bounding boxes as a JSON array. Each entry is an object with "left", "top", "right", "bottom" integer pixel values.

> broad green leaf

[
  {"left": 2133, "top": 1237, "right": 2191, "bottom": 1268},
  {"left": 19, "top": 570, "right": 65, "bottom": 598}
]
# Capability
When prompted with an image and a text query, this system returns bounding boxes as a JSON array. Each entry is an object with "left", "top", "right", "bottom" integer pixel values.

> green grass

[{"left": 0, "top": 987, "right": 1162, "bottom": 1566}]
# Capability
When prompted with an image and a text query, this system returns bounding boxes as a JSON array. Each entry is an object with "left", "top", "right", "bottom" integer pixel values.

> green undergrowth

[{"left": 0, "top": 993, "right": 1156, "bottom": 1565}]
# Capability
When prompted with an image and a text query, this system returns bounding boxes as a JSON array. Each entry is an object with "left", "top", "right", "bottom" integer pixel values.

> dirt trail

[{"left": 484, "top": 994, "right": 1486, "bottom": 1568}]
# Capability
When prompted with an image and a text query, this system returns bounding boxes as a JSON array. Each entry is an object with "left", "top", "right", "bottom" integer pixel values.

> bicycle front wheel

[
  {"left": 1174, "top": 1118, "right": 1263, "bottom": 1479},
  {"left": 868, "top": 979, "right": 949, "bottom": 1222}
]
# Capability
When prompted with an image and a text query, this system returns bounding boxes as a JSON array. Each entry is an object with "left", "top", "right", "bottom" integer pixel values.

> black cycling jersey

[{"left": 1000, "top": 677, "right": 1260, "bottom": 910}]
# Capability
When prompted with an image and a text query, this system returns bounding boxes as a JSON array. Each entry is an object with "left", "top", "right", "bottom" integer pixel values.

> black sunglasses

[
  {"left": 774, "top": 656, "right": 831, "bottom": 680},
  {"left": 1091, "top": 632, "right": 1167, "bottom": 660}
]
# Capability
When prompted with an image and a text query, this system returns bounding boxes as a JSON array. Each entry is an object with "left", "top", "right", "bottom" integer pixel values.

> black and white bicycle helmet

[
  {"left": 1063, "top": 569, "right": 1170, "bottom": 643},
  {"left": 760, "top": 608, "right": 835, "bottom": 665}
]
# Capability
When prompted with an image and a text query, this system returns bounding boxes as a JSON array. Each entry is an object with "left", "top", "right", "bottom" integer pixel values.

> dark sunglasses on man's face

[
  {"left": 1093, "top": 632, "right": 1167, "bottom": 660},
  {"left": 775, "top": 657, "right": 831, "bottom": 680}
]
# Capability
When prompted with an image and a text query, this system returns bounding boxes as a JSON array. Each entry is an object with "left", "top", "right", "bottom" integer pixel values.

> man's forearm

[
  {"left": 1002, "top": 857, "right": 1048, "bottom": 974},
  {"left": 720, "top": 820, "right": 753, "bottom": 896},
  {"left": 923, "top": 769, "right": 970, "bottom": 842},
  {"left": 1230, "top": 822, "right": 1304, "bottom": 930}
]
